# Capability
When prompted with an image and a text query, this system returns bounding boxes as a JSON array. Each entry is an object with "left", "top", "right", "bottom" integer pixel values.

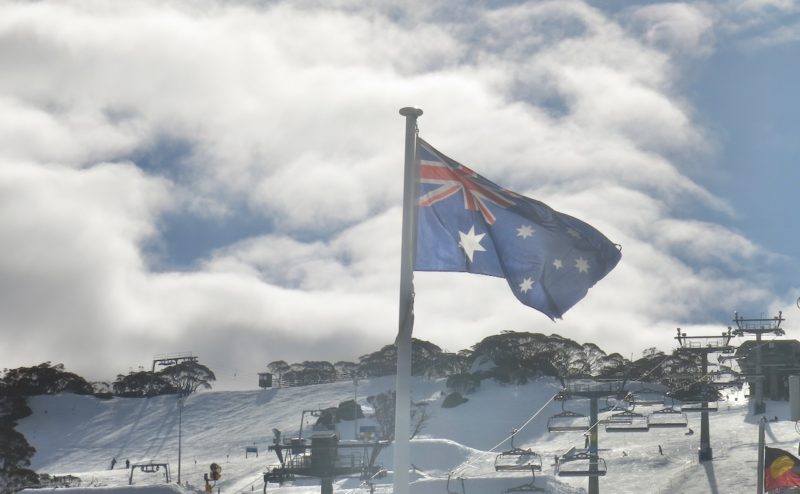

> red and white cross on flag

[{"left": 417, "top": 140, "right": 514, "bottom": 225}]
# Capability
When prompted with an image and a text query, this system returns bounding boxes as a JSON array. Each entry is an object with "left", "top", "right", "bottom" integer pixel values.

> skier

[
  {"left": 658, "top": 445, "right": 663, "bottom": 456},
  {"left": 125, "top": 459, "right": 130, "bottom": 469},
  {"left": 110, "top": 458, "right": 117, "bottom": 470}
]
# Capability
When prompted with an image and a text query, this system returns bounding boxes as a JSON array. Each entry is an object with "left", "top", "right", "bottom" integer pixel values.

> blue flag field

[{"left": 414, "top": 138, "right": 622, "bottom": 319}]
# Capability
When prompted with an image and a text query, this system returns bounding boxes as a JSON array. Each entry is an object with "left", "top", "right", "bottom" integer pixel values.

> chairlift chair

[
  {"left": 495, "top": 450, "right": 543, "bottom": 472},
  {"left": 680, "top": 402, "right": 719, "bottom": 413},
  {"left": 502, "top": 465, "right": 550, "bottom": 493},
  {"left": 555, "top": 448, "right": 607, "bottom": 478},
  {"left": 495, "top": 429, "right": 543, "bottom": 472},
  {"left": 604, "top": 410, "right": 649, "bottom": 432},
  {"left": 547, "top": 402, "right": 590, "bottom": 433},
  {"left": 629, "top": 389, "right": 665, "bottom": 407},
  {"left": 647, "top": 407, "right": 688, "bottom": 428}
]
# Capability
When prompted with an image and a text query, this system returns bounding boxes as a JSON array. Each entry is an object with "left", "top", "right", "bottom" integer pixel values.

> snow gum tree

[{"left": 160, "top": 361, "right": 216, "bottom": 395}]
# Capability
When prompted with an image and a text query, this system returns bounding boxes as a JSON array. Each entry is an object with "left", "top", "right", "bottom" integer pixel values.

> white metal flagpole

[
  {"left": 394, "top": 106, "right": 423, "bottom": 494},
  {"left": 757, "top": 416, "right": 765, "bottom": 494}
]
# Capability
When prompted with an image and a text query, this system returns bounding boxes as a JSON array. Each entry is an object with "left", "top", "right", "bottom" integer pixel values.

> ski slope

[{"left": 16, "top": 375, "right": 797, "bottom": 493}]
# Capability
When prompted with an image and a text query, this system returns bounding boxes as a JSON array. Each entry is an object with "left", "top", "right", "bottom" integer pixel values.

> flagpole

[
  {"left": 757, "top": 416, "right": 765, "bottom": 494},
  {"left": 394, "top": 106, "right": 422, "bottom": 494}
]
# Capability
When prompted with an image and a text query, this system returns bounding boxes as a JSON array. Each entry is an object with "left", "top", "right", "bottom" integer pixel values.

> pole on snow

[{"left": 394, "top": 107, "right": 423, "bottom": 494}]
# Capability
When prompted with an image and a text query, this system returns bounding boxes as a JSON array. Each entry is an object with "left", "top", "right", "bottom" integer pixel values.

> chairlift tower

[
  {"left": 556, "top": 381, "right": 626, "bottom": 494},
  {"left": 151, "top": 352, "right": 198, "bottom": 373},
  {"left": 675, "top": 328, "right": 735, "bottom": 462},
  {"left": 732, "top": 311, "right": 785, "bottom": 414}
]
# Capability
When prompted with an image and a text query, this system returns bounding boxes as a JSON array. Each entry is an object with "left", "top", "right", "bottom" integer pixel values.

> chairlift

[
  {"left": 604, "top": 410, "right": 649, "bottom": 432},
  {"left": 668, "top": 382, "right": 719, "bottom": 404},
  {"left": 555, "top": 448, "right": 607, "bottom": 477},
  {"left": 446, "top": 473, "right": 466, "bottom": 494},
  {"left": 647, "top": 407, "right": 688, "bottom": 428},
  {"left": 629, "top": 383, "right": 665, "bottom": 407},
  {"left": 547, "top": 402, "right": 589, "bottom": 433},
  {"left": 502, "top": 465, "right": 550, "bottom": 493},
  {"left": 494, "top": 429, "right": 543, "bottom": 472},
  {"left": 680, "top": 402, "right": 719, "bottom": 413},
  {"left": 598, "top": 395, "right": 626, "bottom": 413},
  {"left": 670, "top": 387, "right": 720, "bottom": 412}
]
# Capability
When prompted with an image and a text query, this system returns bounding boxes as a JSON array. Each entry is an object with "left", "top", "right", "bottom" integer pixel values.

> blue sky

[
  {"left": 1, "top": 0, "right": 799, "bottom": 389},
  {"left": 693, "top": 41, "right": 800, "bottom": 259}
]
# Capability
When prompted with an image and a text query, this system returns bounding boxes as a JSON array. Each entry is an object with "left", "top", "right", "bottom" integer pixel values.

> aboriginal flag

[{"left": 765, "top": 446, "right": 800, "bottom": 491}]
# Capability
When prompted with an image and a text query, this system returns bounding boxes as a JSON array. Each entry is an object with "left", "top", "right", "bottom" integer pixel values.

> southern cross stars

[
  {"left": 519, "top": 277, "right": 534, "bottom": 293},
  {"left": 458, "top": 222, "right": 591, "bottom": 275},
  {"left": 458, "top": 226, "right": 486, "bottom": 262},
  {"left": 516, "top": 224, "right": 534, "bottom": 238}
]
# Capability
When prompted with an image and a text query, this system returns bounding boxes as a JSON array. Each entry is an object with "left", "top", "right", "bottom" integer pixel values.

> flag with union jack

[{"left": 414, "top": 138, "right": 621, "bottom": 319}]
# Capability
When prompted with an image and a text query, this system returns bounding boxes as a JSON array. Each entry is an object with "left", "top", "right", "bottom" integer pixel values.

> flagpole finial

[{"left": 399, "top": 107, "right": 423, "bottom": 117}]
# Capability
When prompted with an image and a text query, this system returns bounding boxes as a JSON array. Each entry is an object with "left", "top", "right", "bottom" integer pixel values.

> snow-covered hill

[{"left": 15, "top": 376, "right": 799, "bottom": 493}]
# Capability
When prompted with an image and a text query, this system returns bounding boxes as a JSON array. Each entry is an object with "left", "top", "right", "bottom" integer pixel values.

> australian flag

[{"left": 414, "top": 138, "right": 621, "bottom": 319}]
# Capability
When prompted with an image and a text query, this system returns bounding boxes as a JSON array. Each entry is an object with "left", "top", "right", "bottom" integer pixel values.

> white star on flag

[
  {"left": 575, "top": 257, "right": 590, "bottom": 273},
  {"left": 519, "top": 277, "right": 534, "bottom": 293},
  {"left": 552, "top": 259, "right": 563, "bottom": 270},
  {"left": 516, "top": 225, "right": 534, "bottom": 238},
  {"left": 458, "top": 226, "right": 486, "bottom": 262}
]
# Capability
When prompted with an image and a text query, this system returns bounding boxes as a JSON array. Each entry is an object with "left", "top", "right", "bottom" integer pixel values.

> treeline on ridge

[{"left": 267, "top": 331, "right": 705, "bottom": 390}]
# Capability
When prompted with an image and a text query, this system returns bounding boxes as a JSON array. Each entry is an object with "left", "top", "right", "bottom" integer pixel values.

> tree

[
  {"left": 410, "top": 402, "right": 432, "bottom": 438},
  {"left": 112, "top": 371, "right": 177, "bottom": 397},
  {"left": 0, "top": 423, "right": 39, "bottom": 492},
  {"left": 446, "top": 373, "right": 480, "bottom": 395},
  {"left": 336, "top": 399, "right": 364, "bottom": 421},
  {"left": 0, "top": 395, "right": 32, "bottom": 422},
  {"left": 411, "top": 340, "right": 467, "bottom": 377},
  {"left": 595, "top": 353, "right": 629, "bottom": 380},
  {"left": 366, "top": 392, "right": 396, "bottom": 440},
  {"left": 358, "top": 339, "right": 468, "bottom": 378},
  {"left": 160, "top": 361, "right": 216, "bottom": 395},
  {"left": 1, "top": 362, "right": 92, "bottom": 396},
  {"left": 334, "top": 361, "right": 360, "bottom": 380},
  {"left": 365, "top": 391, "right": 431, "bottom": 440},
  {"left": 358, "top": 344, "right": 397, "bottom": 378},
  {"left": 267, "top": 360, "right": 290, "bottom": 386},
  {"left": 281, "top": 361, "right": 336, "bottom": 386}
]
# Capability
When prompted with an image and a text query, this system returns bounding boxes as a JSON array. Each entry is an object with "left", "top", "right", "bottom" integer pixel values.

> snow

[{"left": 14, "top": 375, "right": 798, "bottom": 493}]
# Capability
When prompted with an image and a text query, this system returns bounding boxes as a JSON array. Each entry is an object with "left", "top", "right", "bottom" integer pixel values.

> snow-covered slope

[{"left": 15, "top": 376, "right": 799, "bottom": 493}]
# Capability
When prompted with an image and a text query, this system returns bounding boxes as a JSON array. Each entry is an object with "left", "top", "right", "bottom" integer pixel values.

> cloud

[
  {"left": 0, "top": 160, "right": 171, "bottom": 373},
  {"left": 711, "top": 0, "right": 800, "bottom": 49},
  {"left": 0, "top": 0, "right": 793, "bottom": 387},
  {"left": 623, "top": 3, "right": 716, "bottom": 58}
]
